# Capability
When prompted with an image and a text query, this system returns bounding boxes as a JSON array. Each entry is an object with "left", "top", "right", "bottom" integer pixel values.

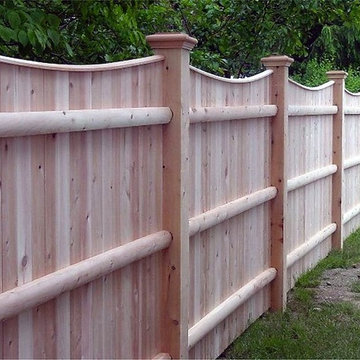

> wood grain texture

[
  {"left": 0, "top": 59, "right": 164, "bottom": 359},
  {"left": 188, "top": 67, "right": 272, "bottom": 359},
  {"left": 287, "top": 79, "right": 334, "bottom": 289}
]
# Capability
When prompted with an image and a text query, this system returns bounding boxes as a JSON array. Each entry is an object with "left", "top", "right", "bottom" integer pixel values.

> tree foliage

[{"left": 1, "top": 0, "right": 360, "bottom": 84}]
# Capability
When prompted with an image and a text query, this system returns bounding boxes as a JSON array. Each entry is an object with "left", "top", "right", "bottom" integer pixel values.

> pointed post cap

[
  {"left": 326, "top": 70, "right": 348, "bottom": 80},
  {"left": 146, "top": 33, "right": 197, "bottom": 50},
  {"left": 261, "top": 55, "right": 294, "bottom": 67}
]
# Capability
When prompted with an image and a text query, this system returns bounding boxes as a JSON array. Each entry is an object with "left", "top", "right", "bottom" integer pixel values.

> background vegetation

[{"left": 1, "top": 0, "right": 360, "bottom": 90}]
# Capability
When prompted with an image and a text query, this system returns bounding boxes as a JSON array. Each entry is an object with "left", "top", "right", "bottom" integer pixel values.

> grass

[{"left": 220, "top": 228, "right": 360, "bottom": 359}]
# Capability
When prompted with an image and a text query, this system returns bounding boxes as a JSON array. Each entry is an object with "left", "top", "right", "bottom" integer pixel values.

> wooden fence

[{"left": 0, "top": 33, "right": 359, "bottom": 359}]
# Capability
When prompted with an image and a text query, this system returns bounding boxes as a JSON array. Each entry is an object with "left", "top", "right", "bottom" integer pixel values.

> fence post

[
  {"left": 146, "top": 33, "right": 197, "bottom": 358},
  {"left": 261, "top": 55, "right": 293, "bottom": 311},
  {"left": 326, "top": 71, "right": 347, "bottom": 250}
]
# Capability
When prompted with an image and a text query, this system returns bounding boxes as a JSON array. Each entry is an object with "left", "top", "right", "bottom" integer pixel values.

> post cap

[
  {"left": 326, "top": 70, "right": 348, "bottom": 80},
  {"left": 261, "top": 55, "right": 294, "bottom": 67},
  {"left": 146, "top": 33, "right": 197, "bottom": 51}
]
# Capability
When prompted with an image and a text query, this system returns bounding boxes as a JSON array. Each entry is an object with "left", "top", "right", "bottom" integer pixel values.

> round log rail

[
  {"left": 187, "top": 268, "right": 277, "bottom": 350},
  {"left": 287, "top": 164, "right": 337, "bottom": 192},
  {"left": 344, "top": 106, "right": 360, "bottom": 115},
  {"left": 288, "top": 105, "right": 338, "bottom": 116},
  {"left": 0, "top": 107, "right": 172, "bottom": 137},
  {"left": 286, "top": 223, "right": 336, "bottom": 268},
  {"left": 152, "top": 353, "right": 171, "bottom": 359},
  {"left": 189, "top": 105, "right": 278, "bottom": 123},
  {"left": 188, "top": 187, "right": 277, "bottom": 237},
  {"left": 0, "top": 230, "right": 171, "bottom": 321},
  {"left": 344, "top": 156, "right": 360, "bottom": 170},
  {"left": 343, "top": 203, "right": 360, "bottom": 224}
]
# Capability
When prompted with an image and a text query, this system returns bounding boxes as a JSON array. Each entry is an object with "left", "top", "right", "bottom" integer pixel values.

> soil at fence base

[{"left": 312, "top": 265, "right": 360, "bottom": 308}]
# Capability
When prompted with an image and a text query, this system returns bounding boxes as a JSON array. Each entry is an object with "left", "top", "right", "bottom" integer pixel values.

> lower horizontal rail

[
  {"left": 343, "top": 203, "right": 360, "bottom": 224},
  {"left": 344, "top": 156, "right": 360, "bottom": 170},
  {"left": 286, "top": 223, "right": 336, "bottom": 268},
  {"left": 189, "top": 187, "right": 277, "bottom": 237},
  {"left": 188, "top": 268, "right": 277, "bottom": 350},
  {"left": 189, "top": 105, "right": 277, "bottom": 123},
  {"left": 0, "top": 107, "right": 172, "bottom": 137},
  {"left": 287, "top": 164, "right": 337, "bottom": 192},
  {"left": 288, "top": 105, "right": 338, "bottom": 116},
  {"left": 0, "top": 230, "right": 171, "bottom": 321}
]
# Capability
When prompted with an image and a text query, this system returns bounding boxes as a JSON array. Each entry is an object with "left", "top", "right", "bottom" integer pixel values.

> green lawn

[{"left": 220, "top": 228, "right": 360, "bottom": 359}]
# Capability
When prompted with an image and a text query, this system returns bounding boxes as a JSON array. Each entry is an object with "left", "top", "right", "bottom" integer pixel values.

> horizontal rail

[
  {"left": 189, "top": 105, "right": 277, "bottom": 123},
  {"left": 344, "top": 156, "right": 360, "bottom": 170},
  {"left": 288, "top": 105, "right": 338, "bottom": 116},
  {"left": 0, "top": 230, "right": 171, "bottom": 321},
  {"left": 188, "top": 268, "right": 277, "bottom": 350},
  {"left": 189, "top": 187, "right": 277, "bottom": 237},
  {"left": 0, "top": 54, "right": 165, "bottom": 72},
  {"left": 286, "top": 223, "right": 336, "bottom": 268},
  {"left": 287, "top": 164, "right": 337, "bottom": 192},
  {"left": 344, "top": 106, "right": 360, "bottom": 115},
  {"left": 343, "top": 203, "right": 360, "bottom": 224},
  {"left": 0, "top": 107, "right": 172, "bottom": 137}
]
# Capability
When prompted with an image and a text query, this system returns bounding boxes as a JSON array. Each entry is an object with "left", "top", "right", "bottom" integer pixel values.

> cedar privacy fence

[{"left": 0, "top": 32, "right": 359, "bottom": 359}]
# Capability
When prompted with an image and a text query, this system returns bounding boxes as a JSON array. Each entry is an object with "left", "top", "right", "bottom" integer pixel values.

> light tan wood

[
  {"left": 286, "top": 223, "right": 336, "bottom": 268},
  {"left": 288, "top": 105, "right": 337, "bottom": 116},
  {"left": 0, "top": 231, "right": 171, "bottom": 321},
  {"left": 0, "top": 107, "right": 172, "bottom": 137},
  {"left": 287, "top": 164, "right": 337, "bottom": 192},
  {"left": 0, "top": 54, "right": 164, "bottom": 71},
  {"left": 261, "top": 55, "right": 293, "bottom": 310},
  {"left": 188, "top": 268, "right": 276, "bottom": 350},
  {"left": 147, "top": 33, "right": 197, "bottom": 359},
  {"left": 327, "top": 71, "right": 347, "bottom": 249},
  {"left": 343, "top": 203, "right": 360, "bottom": 224},
  {"left": 189, "top": 105, "right": 277, "bottom": 123},
  {"left": 188, "top": 186, "right": 277, "bottom": 236}
]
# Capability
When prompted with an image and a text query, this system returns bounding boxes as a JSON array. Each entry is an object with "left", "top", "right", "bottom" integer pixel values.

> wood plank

[
  {"left": 326, "top": 71, "right": 347, "bottom": 249},
  {"left": 147, "top": 33, "right": 197, "bottom": 359},
  {"left": 261, "top": 55, "right": 293, "bottom": 310}
]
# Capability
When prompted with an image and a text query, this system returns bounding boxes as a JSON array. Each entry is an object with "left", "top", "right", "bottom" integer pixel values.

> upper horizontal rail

[
  {"left": 288, "top": 78, "right": 334, "bottom": 91},
  {"left": 287, "top": 164, "right": 337, "bottom": 192},
  {"left": 0, "top": 230, "right": 171, "bottom": 321},
  {"left": 190, "top": 65, "right": 273, "bottom": 83},
  {"left": 288, "top": 105, "right": 338, "bottom": 116},
  {"left": 0, "top": 107, "right": 172, "bottom": 137},
  {"left": 345, "top": 88, "right": 360, "bottom": 97},
  {"left": 0, "top": 55, "right": 164, "bottom": 72},
  {"left": 188, "top": 268, "right": 276, "bottom": 350},
  {"left": 189, "top": 187, "right": 277, "bottom": 237},
  {"left": 189, "top": 105, "right": 277, "bottom": 123}
]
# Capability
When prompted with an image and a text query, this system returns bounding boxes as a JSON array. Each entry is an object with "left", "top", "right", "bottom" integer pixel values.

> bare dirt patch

[{"left": 314, "top": 265, "right": 360, "bottom": 308}]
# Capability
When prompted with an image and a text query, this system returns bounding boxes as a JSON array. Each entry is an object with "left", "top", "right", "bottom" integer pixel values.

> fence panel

[
  {"left": 187, "top": 67, "right": 273, "bottom": 359},
  {"left": 286, "top": 80, "right": 334, "bottom": 289},
  {"left": 0, "top": 56, "right": 166, "bottom": 359},
  {"left": 344, "top": 90, "right": 360, "bottom": 237}
]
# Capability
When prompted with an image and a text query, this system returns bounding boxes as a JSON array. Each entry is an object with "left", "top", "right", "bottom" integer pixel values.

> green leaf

[
  {"left": 18, "top": 29, "right": 28, "bottom": 46},
  {"left": 7, "top": 10, "right": 21, "bottom": 29},
  {"left": 65, "top": 43, "right": 74, "bottom": 57},
  {"left": 47, "top": 29, "right": 60, "bottom": 46},
  {"left": 27, "top": 29, "right": 37, "bottom": 47},
  {"left": 0, "top": 25, "right": 15, "bottom": 42}
]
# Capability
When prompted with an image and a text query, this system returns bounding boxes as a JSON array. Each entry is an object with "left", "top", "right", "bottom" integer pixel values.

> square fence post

[
  {"left": 326, "top": 71, "right": 347, "bottom": 250},
  {"left": 261, "top": 55, "right": 293, "bottom": 311},
  {"left": 146, "top": 33, "right": 197, "bottom": 359}
]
